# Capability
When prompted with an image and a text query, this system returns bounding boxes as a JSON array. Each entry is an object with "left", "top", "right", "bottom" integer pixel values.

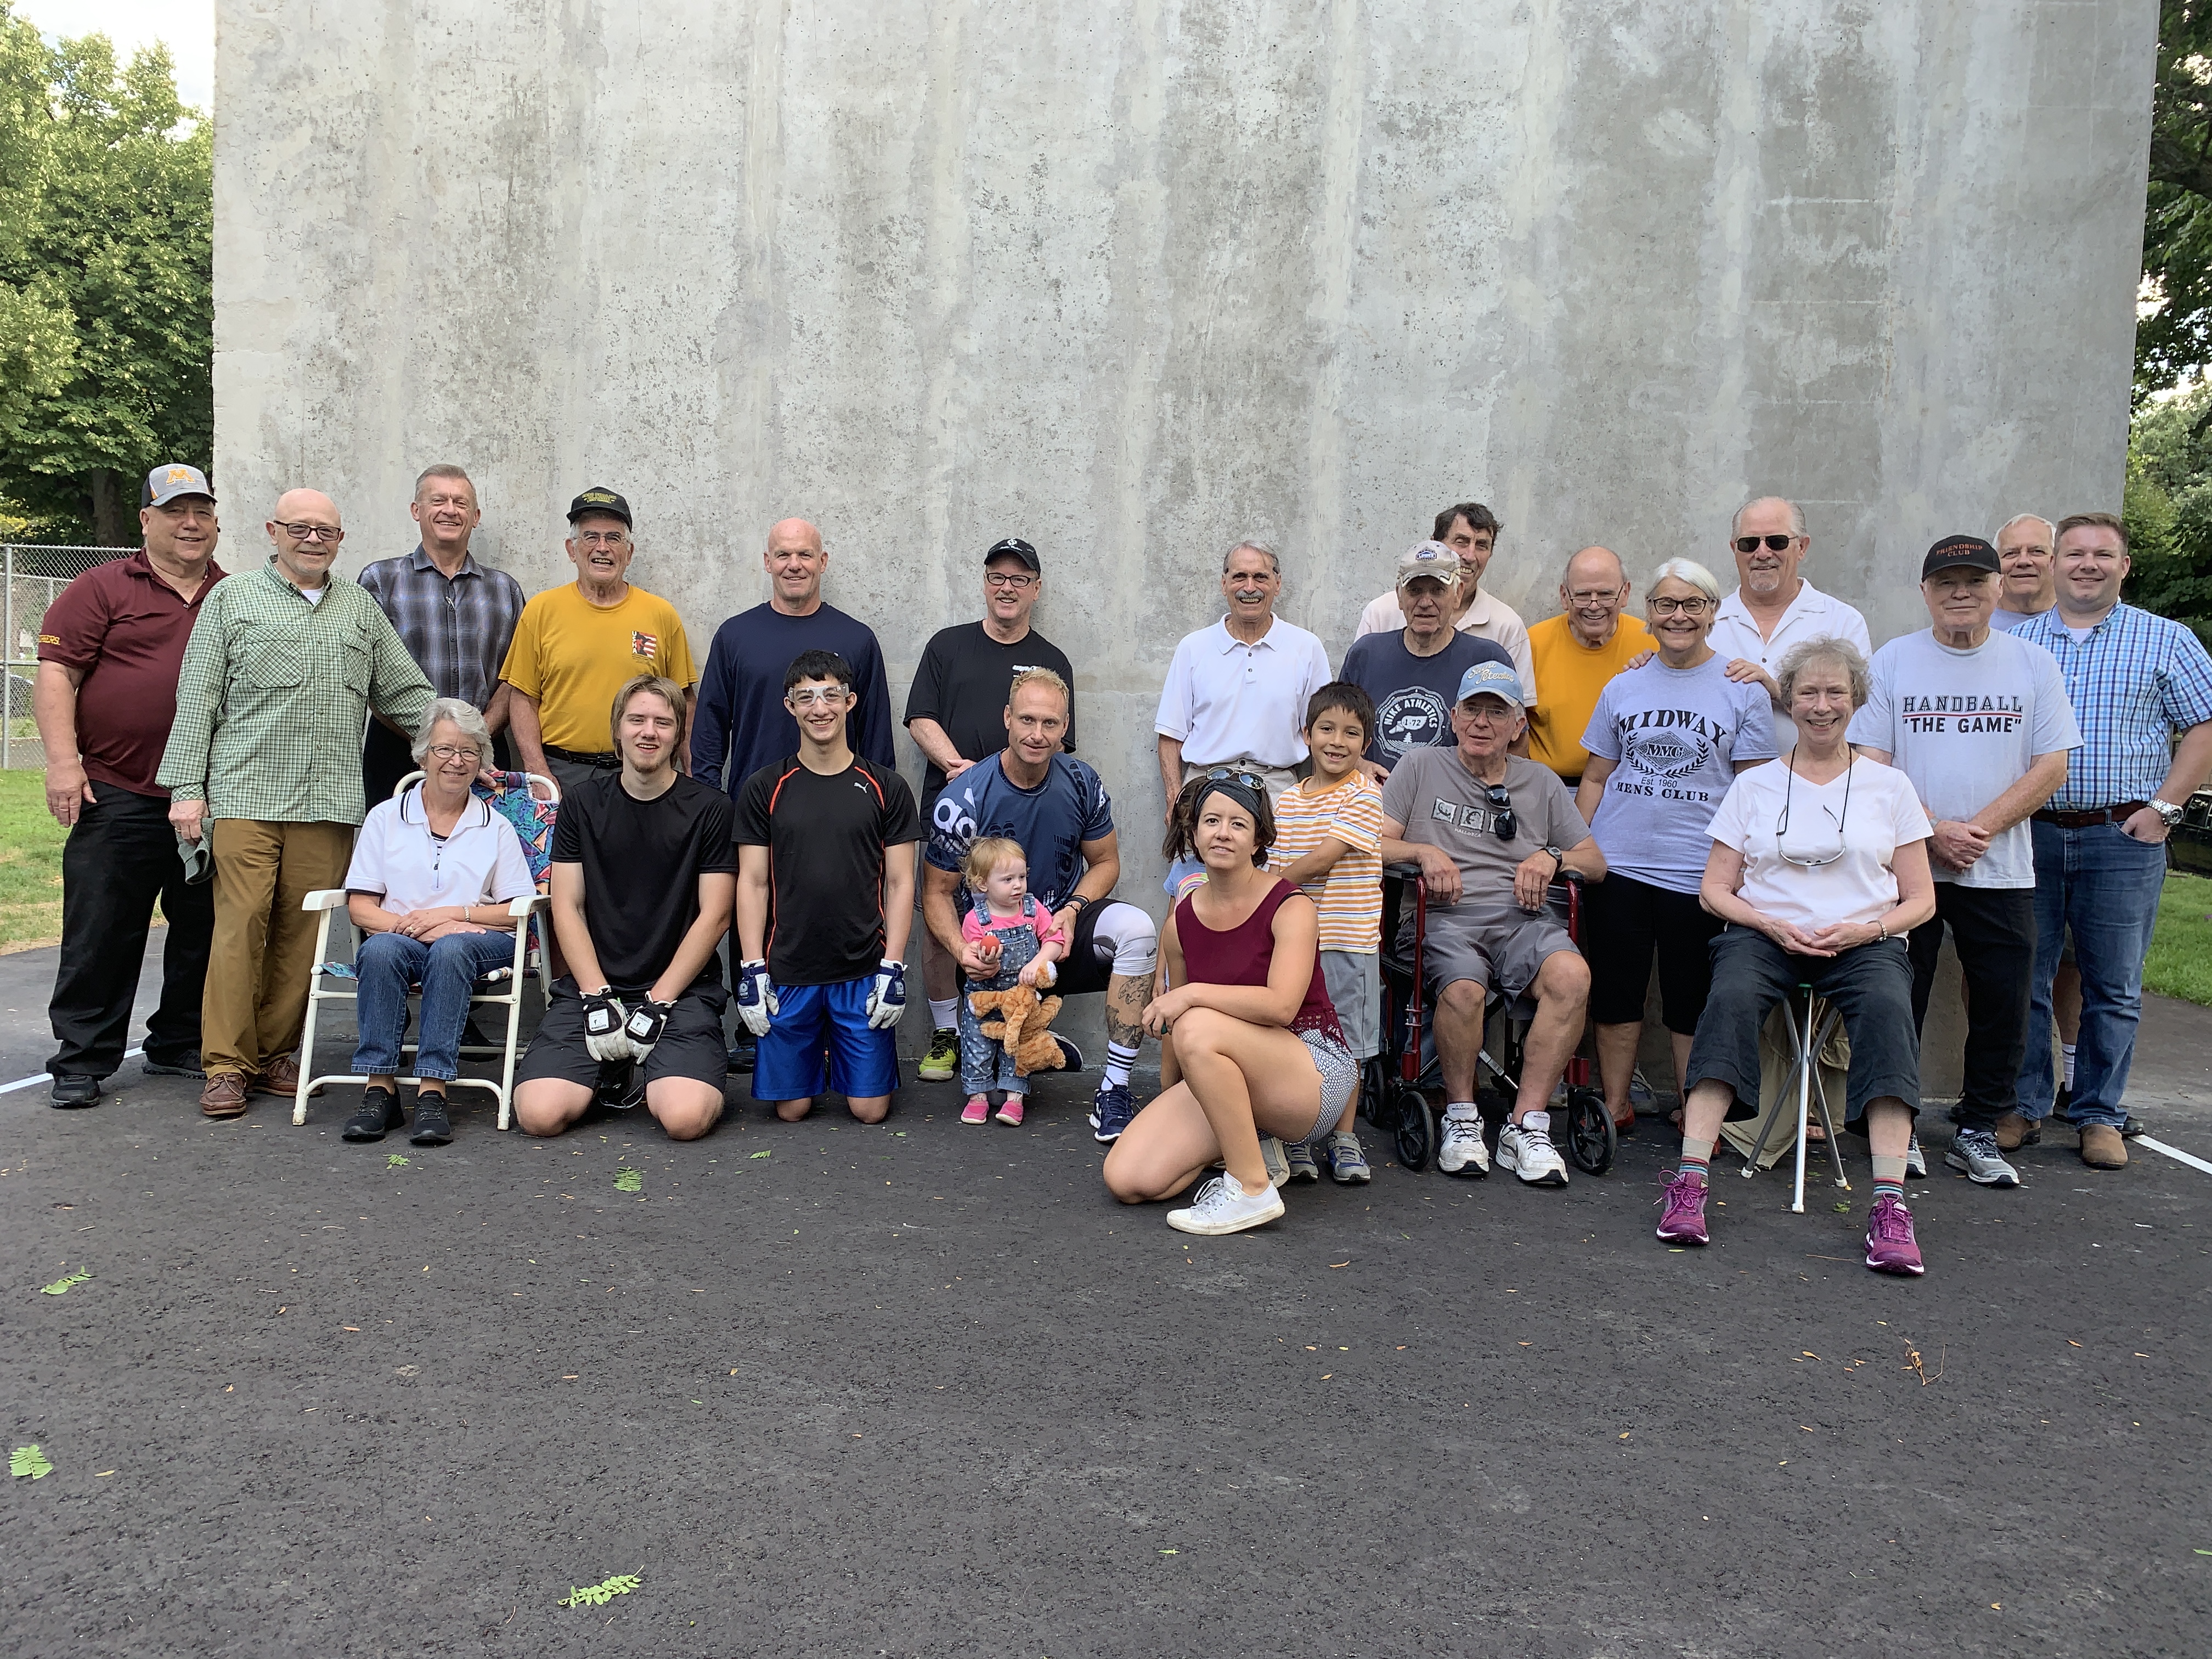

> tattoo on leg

[{"left": 1106, "top": 974, "right": 1148, "bottom": 1049}]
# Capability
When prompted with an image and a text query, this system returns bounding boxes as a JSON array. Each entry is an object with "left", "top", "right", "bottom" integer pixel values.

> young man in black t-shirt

[
  {"left": 737, "top": 649, "right": 922, "bottom": 1123},
  {"left": 902, "top": 537, "right": 1076, "bottom": 1080},
  {"left": 512, "top": 675, "right": 736, "bottom": 1140}
]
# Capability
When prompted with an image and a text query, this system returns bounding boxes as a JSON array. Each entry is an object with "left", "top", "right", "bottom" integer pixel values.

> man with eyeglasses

[
  {"left": 904, "top": 537, "right": 1077, "bottom": 1081},
  {"left": 1990, "top": 514, "right": 2059, "bottom": 633},
  {"left": 1850, "top": 535, "right": 2078, "bottom": 1189},
  {"left": 36, "top": 464, "right": 228, "bottom": 1109},
  {"left": 1706, "top": 497, "right": 1872, "bottom": 744},
  {"left": 1524, "top": 545, "right": 1652, "bottom": 785},
  {"left": 1353, "top": 503, "right": 1536, "bottom": 704},
  {"left": 500, "top": 488, "right": 698, "bottom": 802},
  {"left": 159, "top": 489, "right": 435, "bottom": 1118},
  {"left": 1378, "top": 661, "right": 1606, "bottom": 1186}
]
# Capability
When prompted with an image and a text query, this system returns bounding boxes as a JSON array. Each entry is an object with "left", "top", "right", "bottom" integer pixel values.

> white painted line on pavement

[
  {"left": 2139, "top": 1136, "right": 2212, "bottom": 1177},
  {"left": 0, "top": 1048, "right": 142, "bottom": 1096}
]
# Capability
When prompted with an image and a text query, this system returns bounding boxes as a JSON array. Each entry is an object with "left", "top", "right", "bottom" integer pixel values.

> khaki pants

[{"left": 203, "top": 819, "right": 356, "bottom": 1080}]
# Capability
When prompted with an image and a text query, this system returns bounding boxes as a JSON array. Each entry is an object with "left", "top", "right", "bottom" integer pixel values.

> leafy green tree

[
  {"left": 0, "top": 2, "right": 210, "bottom": 545},
  {"left": 2125, "top": 388, "right": 2212, "bottom": 647}
]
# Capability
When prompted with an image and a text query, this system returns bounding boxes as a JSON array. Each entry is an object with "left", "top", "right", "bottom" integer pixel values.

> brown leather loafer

[
  {"left": 199, "top": 1073, "right": 250, "bottom": 1118},
  {"left": 252, "top": 1053, "right": 302, "bottom": 1097},
  {"left": 1993, "top": 1110, "right": 2041, "bottom": 1151},
  {"left": 2079, "top": 1124, "right": 2128, "bottom": 1170}
]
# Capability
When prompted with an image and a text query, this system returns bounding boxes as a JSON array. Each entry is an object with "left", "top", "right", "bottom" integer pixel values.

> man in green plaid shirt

[{"left": 159, "top": 489, "right": 435, "bottom": 1118}]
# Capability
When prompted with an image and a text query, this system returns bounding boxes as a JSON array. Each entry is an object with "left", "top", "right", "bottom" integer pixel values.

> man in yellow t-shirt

[
  {"left": 1525, "top": 545, "right": 1651, "bottom": 785},
  {"left": 499, "top": 487, "right": 699, "bottom": 799}
]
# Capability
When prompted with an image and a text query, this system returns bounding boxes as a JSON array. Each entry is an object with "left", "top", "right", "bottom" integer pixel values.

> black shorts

[
  {"left": 1054, "top": 901, "right": 1110, "bottom": 996},
  {"left": 516, "top": 978, "right": 730, "bottom": 1091},
  {"left": 1583, "top": 872, "right": 1720, "bottom": 1033}
]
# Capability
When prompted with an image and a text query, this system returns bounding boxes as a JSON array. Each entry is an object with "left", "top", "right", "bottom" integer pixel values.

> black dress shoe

[
  {"left": 48, "top": 1074, "right": 100, "bottom": 1109},
  {"left": 141, "top": 1051, "right": 206, "bottom": 1078},
  {"left": 341, "top": 1086, "right": 405, "bottom": 1142},
  {"left": 409, "top": 1094, "right": 453, "bottom": 1146}
]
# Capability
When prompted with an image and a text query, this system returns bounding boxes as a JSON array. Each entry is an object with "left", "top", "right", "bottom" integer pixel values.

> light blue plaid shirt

[{"left": 2011, "top": 603, "right": 2212, "bottom": 809}]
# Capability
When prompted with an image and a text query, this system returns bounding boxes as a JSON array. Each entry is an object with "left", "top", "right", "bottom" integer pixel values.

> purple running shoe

[
  {"left": 1655, "top": 1171, "right": 1711, "bottom": 1245},
  {"left": 1864, "top": 1194, "right": 1926, "bottom": 1277}
]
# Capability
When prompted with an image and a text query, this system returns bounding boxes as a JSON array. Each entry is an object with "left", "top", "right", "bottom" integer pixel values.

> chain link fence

[{"left": 3, "top": 544, "right": 136, "bottom": 769}]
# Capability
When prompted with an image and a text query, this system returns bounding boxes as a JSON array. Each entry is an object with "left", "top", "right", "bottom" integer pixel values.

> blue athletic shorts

[{"left": 751, "top": 978, "right": 899, "bottom": 1103}]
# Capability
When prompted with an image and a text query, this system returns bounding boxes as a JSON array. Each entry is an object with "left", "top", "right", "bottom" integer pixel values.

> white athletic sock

[
  {"left": 1103, "top": 1039, "right": 1139, "bottom": 1089},
  {"left": 928, "top": 998, "right": 958, "bottom": 1032},
  {"left": 2061, "top": 1043, "right": 2076, "bottom": 1088}
]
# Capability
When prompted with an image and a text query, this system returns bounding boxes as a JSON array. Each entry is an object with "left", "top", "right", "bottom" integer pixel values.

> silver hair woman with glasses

[
  {"left": 1656, "top": 637, "right": 1939, "bottom": 1276},
  {"left": 336, "top": 698, "right": 534, "bottom": 1148}
]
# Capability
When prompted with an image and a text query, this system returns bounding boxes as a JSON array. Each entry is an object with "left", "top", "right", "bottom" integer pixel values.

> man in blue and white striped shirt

[{"left": 2008, "top": 512, "right": 2212, "bottom": 1170}]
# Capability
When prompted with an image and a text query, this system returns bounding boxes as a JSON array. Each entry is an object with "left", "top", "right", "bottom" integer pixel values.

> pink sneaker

[
  {"left": 1655, "top": 1171, "right": 1711, "bottom": 1245},
  {"left": 1864, "top": 1194, "right": 1926, "bottom": 1276},
  {"left": 995, "top": 1096, "right": 1025, "bottom": 1126},
  {"left": 961, "top": 1096, "right": 990, "bottom": 1125}
]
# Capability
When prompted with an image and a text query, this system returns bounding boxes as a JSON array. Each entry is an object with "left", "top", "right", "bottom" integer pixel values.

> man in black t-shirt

[
  {"left": 512, "top": 675, "right": 736, "bottom": 1140},
  {"left": 737, "top": 648, "right": 922, "bottom": 1123},
  {"left": 904, "top": 537, "right": 1076, "bottom": 1081}
]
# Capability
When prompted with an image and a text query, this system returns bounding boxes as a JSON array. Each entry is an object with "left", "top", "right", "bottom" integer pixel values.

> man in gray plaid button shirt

[{"left": 158, "top": 489, "right": 435, "bottom": 1119}]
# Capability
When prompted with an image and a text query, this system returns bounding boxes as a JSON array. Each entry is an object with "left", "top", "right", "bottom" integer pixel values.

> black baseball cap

[
  {"left": 567, "top": 486, "right": 632, "bottom": 527},
  {"left": 1921, "top": 534, "right": 2000, "bottom": 579},
  {"left": 984, "top": 537, "right": 1040, "bottom": 571}
]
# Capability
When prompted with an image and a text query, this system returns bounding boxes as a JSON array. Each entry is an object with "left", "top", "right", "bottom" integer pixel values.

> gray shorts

[
  {"left": 1297, "top": 1028, "right": 1359, "bottom": 1143},
  {"left": 1321, "top": 950, "right": 1380, "bottom": 1060},
  {"left": 1409, "top": 903, "right": 1577, "bottom": 1006}
]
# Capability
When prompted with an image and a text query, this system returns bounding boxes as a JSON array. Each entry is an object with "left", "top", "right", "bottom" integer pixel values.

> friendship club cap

[
  {"left": 1921, "top": 534, "right": 2000, "bottom": 579},
  {"left": 1455, "top": 659, "right": 1526, "bottom": 711},
  {"left": 142, "top": 464, "right": 214, "bottom": 507},
  {"left": 567, "top": 486, "right": 633, "bottom": 527},
  {"left": 1395, "top": 540, "right": 1463, "bottom": 590}
]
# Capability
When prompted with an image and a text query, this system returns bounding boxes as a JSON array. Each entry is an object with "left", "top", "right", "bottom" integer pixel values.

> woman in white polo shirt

[{"left": 340, "top": 699, "right": 535, "bottom": 1147}]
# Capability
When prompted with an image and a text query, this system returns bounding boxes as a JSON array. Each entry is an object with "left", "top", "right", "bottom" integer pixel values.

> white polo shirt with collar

[
  {"left": 1354, "top": 586, "right": 1536, "bottom": 707},
  {"left": 1707, "top": 576, "right": 1874, "bottom": 747},
  {"left": 1155, "top": 616, "right": 1334, "bottom": 769},
  {"left": 343, "top": 786, "right": 537, "bottom": 917}
]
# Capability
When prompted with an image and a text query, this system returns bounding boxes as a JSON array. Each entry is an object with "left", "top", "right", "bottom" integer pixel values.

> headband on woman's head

[{"left": 1197, "top": 777, "right": 1268, "bottom": 823}]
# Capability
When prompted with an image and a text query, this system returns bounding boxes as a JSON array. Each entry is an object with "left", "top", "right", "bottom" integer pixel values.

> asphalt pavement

[{"left": 4, "top": 935, "right": 2209, "bottom": 1658}]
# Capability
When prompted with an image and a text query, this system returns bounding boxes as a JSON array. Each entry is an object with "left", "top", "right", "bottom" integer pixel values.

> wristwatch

[
  {"left": 2151, "top": 797, "right": 2186, "bottom": 828},
  {"left": 1543, "top": 845, "right": 1565, "bottom": 872}
]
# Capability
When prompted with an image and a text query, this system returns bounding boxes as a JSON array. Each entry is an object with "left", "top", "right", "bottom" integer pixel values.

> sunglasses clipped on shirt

[
  {"left": 1485, "top": 784, "right": 1516, "bottom": 843},
  {"left": 1734, "top": 533, "right": 1798, "bottom": 554}
]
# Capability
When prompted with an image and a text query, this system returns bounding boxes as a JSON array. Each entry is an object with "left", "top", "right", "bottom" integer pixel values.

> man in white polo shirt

[
  {"left": 1155, "top": 539, "right": 1332, "bottom": 810},
  {"left": 1354, "top": 501, "right": 1535, "bottom": 703},
  {"left": 1706, "top": 495, "right": 1873, "bottom": 747}
]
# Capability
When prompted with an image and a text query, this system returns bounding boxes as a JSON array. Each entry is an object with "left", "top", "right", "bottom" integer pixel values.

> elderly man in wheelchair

[{"left": 1378, "top": 661, "right": 1606, "bottom": 1186}]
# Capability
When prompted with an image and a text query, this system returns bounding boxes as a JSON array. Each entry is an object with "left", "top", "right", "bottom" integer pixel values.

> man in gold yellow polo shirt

[
  {"left": 500, "top": 487, "right": 699, "bottom": 799},
  {"left": 1524, "top": 545, "right": 1650, "bottom": 785}
]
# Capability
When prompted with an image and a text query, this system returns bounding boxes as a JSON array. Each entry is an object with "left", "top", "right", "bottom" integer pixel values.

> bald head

[
  {"left": 1560, "top": 545, "right": 1630, "bottom": 645},
  {"left": 765, "top": 517, "right": 828, "bottom": 615},
  {"left": 266, "top": 488, "right": 343, "bottom": 590},
  {"left": 274, "top": 488, "right": 339, "bottom": 525}
]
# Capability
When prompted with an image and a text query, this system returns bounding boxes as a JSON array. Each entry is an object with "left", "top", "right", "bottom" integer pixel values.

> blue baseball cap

[{"left": 1455, "top": 659, "right": 1527, "bottom": 711}]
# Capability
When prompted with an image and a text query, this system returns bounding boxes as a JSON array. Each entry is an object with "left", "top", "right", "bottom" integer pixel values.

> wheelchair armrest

[
  {"left": 302, "top": 889, "right": 350, "bottom": 912},
  {"left": 1383, "top": 861, "right": 1425, "bottom": 881}
]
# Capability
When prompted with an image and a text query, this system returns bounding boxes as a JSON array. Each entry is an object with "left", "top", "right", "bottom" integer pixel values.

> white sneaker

[
  {"left": 1166, "top": 1173, "right": 1285, "bottom": 1236},
  {"left": 1904, "top": 1133, "right": 1927, "bottom": 1180},
  {"left": 1436, "top": 1105, "right": 1490, "bottom": 1176},
  {"left": 1259, "top": 1136, "right": 1291, "bottom": 1187},
  {"left": 1498, "top": 1112, "right": 1568, "bottom": 1187}
]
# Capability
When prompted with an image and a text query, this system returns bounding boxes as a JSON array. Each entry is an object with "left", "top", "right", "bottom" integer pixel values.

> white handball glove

[
  {"left": 865, "top": 959, "right": 907, "bottom": 1030},
  {"left": 581, "top": 986, "right": 631, "bottom": 1063},
  {"left": 736, "top": 960, "right": 776, "bottom": 1037},
  {"left": 622, "top": 997, "right": 674, "bottom": 1062}
]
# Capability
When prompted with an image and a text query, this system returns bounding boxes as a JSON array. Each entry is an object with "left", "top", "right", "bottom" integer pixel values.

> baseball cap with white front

[{"left": 1395, "top": 540, "right": 1463, "bottom": 590}]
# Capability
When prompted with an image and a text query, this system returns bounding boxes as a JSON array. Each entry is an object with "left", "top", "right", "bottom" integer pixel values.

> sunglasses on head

[
  {"left": 1202, "top": 766, "right": 1268, "bottom": 794},
  {"left": 1735, "top": 533, "right": 1797, "bottom": 554},
  {"left": 1485, "top": 783, "right": 1517, "bottom": 842}
]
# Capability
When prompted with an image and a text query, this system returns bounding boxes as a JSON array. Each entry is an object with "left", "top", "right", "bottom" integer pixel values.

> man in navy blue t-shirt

[{"left": 922, "top": 669, "right": 1158, "bottom": 1141}]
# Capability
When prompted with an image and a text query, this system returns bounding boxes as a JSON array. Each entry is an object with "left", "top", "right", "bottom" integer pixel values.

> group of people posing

[{"left": 33, "top": 469, "right": 2212, "bottom": 1274}]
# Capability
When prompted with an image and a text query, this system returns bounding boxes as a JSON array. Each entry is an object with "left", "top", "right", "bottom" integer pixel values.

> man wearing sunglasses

[
  {"left": 1379, "top": 661, "right": 1606, "bottom": 1186},
  {"left": 159, "top": 489, "right": 436, "bottom": 1118},
  {"left": 1707, "top": 497, "right": 1872, "bottom": 746}
]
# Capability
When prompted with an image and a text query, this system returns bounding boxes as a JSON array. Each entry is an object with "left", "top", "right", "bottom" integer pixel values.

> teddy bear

[{"left": 966, "top": 984, "right": 1070, "bottom": 1077}]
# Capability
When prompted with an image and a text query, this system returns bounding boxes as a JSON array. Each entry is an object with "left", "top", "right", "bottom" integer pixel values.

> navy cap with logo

[
  {"left": 567, "top": 486, "right": 633, "bottom": 528},
  {"left": 142, "top": 463, "right": 215, "bottom": 508},
  {"left": 1920, "top": 534, "right": 2000, "bottom": 580},
  {"left": 984, "top": 537, "right": 1041, "bottom": 572}
]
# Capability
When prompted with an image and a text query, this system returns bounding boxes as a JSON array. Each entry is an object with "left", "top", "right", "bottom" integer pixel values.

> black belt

[
  {"left": 2033, "top": 802, "right": 2147, "bottom": 829},
  {"left": 543, "top": 744, "right": 620, "bottom": 769}
]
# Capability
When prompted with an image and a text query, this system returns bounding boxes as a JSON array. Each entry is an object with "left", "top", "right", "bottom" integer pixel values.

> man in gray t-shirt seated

[{"left": 1380, "top": 662, "right": 1608, "bottom": 1189}]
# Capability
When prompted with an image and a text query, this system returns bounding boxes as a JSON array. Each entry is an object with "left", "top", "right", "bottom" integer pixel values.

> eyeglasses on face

[
  {"left": 787, "top": 687, "right": 850, "bottom": 708},
  {"left": 984, "top": 571, "right": 1038, "bottom": 589},
  {"left": 426, "top": 744, "right": 481, "bottom": 764},
  {"left": 1648, "top": 595, "right": 1713, "bottom": 616},
  {"left": 1485, "top": 783, "right": 1517, "bottom": 842},
  {"left": 573, "top": 529, "right": 628, "bottom": 548},
  {"left": 274, "top": 521, "right": 343, "bottom": 543},
  {"left": 1734, "top": 533, "right": 1798, "bottom": 554}
]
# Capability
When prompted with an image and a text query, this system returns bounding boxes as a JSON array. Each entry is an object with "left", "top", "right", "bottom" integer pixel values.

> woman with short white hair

[{"left": 338, "top": 698, "right": 534, "bottom": 1147}]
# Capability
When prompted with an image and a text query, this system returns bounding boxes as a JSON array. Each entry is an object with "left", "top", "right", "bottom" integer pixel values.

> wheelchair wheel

[
  {"left": 1392, "top": 1085, "right": 1435, "bottom": 1172},
  {"left": 1358, "top": 1057, "right": 1390, "bottom": 1130},
  {"left": 1563, "top": 1086, "right": 1615, "bottom": 1175}
]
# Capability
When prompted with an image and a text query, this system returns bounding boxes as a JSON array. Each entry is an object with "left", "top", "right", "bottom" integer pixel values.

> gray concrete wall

[{"left": 214, "top": 1, "right": 2154, "bottom": 1081}]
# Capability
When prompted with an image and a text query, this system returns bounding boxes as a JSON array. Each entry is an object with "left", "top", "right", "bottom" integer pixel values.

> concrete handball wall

[{"left": 215, "top": 1, "right": 2155, "bottom": 1085}]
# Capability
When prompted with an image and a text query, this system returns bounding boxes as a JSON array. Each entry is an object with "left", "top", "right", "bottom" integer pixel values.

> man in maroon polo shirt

[{"left": 33, "top": 464, "right": 228, "bottom": 1108}]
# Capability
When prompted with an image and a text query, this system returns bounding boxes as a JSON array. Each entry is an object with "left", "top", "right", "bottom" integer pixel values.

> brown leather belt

[{"left": 2032, "top": 802, "right": 2148, "bottom": 828}]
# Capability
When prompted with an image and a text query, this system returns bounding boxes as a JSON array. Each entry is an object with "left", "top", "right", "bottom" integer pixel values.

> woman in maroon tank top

[{"left": 1103, "top": 774, "right": 1357, "bottom": 1235}]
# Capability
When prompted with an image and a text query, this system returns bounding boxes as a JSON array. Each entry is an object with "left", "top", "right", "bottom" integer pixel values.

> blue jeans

[
  {"left": 2023, "top": 820, "right": 2167, "bottom": 1127},
  {"left": 351, "top": 930, "right": 518, "bottom": 1082}
]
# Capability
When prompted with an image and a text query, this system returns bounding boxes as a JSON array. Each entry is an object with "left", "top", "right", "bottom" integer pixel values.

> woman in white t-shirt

[{"left": 1657, "top": 639, "right": 1938, "bottom": 1276}]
